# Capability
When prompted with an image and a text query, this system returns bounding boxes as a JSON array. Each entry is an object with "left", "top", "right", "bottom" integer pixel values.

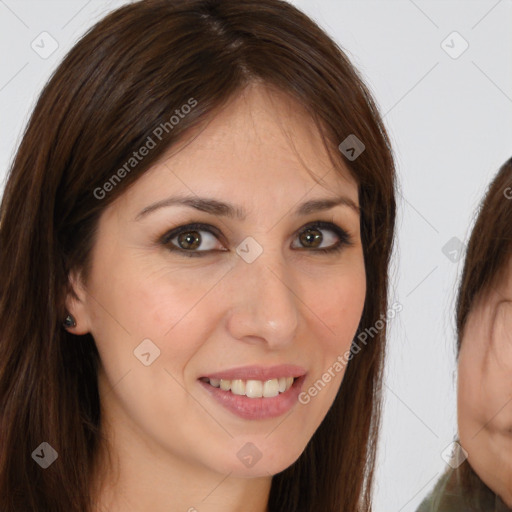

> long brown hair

[
  {"left": 0, "top": 1, "right": 396, "bottom": 510},
  {"left": 454, "top": 157, "right": 512, "bottom": 500},
  {"left": 456, "top": 157, "right": 512, "bottom": 350}
]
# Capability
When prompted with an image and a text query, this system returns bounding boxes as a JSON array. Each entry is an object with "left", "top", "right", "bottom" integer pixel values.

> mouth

[
  {"left": 199, "top": 376, "right": 297, "bottom": 398},
  {"left": 198, "top": 365, "right": 307, "bottom": 419}
]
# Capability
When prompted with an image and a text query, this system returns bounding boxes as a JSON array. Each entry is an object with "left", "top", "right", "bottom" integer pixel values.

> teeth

[
  {"left": 206, "top": 377, "right": 296, "bottom": 398},
  {"left": 262, "top": 379, "right": 279, "bottom": 397},
  {"left": 231, "top": 379, "right": 245, "bottom": 395},
  {"left": 245, "top": 380, "right": 263, "bottom": 398}
]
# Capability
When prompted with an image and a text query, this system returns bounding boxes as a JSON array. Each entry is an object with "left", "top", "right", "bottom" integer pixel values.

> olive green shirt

[{"left": 417, "top": 467, "right": 512, "bottom": 512}]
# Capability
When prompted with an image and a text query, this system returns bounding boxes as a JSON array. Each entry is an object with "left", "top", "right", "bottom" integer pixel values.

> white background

[{"left": 1, "top": 1, "right": 511, "bottom": 510}]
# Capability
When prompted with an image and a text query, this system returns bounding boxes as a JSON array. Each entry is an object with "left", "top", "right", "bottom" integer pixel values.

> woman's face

[
  {"left": 458, "top": 260, "right": 512, "bottom": 505},
  {"left": 67, "top": 84, "right": 366, "bottom": 480}
]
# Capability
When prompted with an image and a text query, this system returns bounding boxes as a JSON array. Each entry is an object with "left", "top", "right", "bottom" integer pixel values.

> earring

[{"left": 63, "top": 313, "right": 77, "bottom": 328}]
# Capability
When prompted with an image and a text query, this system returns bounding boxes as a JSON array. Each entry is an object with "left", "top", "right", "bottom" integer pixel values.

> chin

[
  {"left": 206, "top": 440, "right": 306, "bottom": 479},
  {"left": 225, "top": 457, "right": 299, "bottom": 479}
]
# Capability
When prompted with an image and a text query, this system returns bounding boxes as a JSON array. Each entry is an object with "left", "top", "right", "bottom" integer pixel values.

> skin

[
  {"left": 458, "top": 259, "right": 512, "bottom": 506},
  {"left": 65, "top": 83, "right": 366, "bottom": 512}
]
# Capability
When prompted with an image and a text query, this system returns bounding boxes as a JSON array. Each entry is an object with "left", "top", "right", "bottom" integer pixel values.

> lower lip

[{"left": 199, "top": 376, "right": 306, "bottom": 420}]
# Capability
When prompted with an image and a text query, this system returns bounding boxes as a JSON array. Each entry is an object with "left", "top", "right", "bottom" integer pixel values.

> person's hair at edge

[
  {"left": 0, "top": 1, "right": 396, "bottom": 511},
  {"left": 454, "top": 157, "right": 512, "bottom": 501}
]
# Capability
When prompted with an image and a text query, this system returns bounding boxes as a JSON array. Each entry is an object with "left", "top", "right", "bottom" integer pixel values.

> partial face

[
  {"left": 458, "top": 261, "right": 512, "bottom": 506},
  {"left": 68, "top": 84, "right": 366, "bottom": 479}
]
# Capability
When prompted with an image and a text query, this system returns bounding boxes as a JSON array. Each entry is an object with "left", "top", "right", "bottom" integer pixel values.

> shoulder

[
  {"left": 416, "top": 469, "right": 454, "bottom": 512},
  {"left": 415, "top": 467, "right": 483, "bottom": 512},
  {"left": 416, "top": 465, "right": 512, "bottom": 512}
]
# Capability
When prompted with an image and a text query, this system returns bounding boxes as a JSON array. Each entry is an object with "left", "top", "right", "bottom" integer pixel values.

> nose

[{"left": 224, "top": 248, "right": 300, "bottom": 349}]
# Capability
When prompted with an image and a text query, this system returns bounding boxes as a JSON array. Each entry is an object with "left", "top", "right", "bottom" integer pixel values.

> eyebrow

[{"left": 134, "top": 194, "right": 360, "bottom": 221}]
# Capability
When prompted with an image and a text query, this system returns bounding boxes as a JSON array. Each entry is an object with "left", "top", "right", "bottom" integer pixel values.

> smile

[
  {"left": 198, "top": 364, "right": 307, "bottom": 420},
  {"left": 200, "top": 376, "right": 295, "bottom": 398}
]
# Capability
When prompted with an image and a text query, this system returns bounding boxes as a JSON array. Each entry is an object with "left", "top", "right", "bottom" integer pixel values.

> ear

[{"left": 63, "top": 269, "right": 92, "bottom": 335}]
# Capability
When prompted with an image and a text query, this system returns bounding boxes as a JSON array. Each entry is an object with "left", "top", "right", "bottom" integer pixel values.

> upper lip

[{"left": 201, "top": 364, "right": 307, "bottom": 381}]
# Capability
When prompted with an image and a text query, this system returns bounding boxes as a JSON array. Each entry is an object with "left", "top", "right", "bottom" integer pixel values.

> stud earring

[{"left": 63, "top": 314, "right": 77, "bottom": 328}]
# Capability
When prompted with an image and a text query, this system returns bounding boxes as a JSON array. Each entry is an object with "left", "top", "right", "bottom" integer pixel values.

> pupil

[
  {"left": 179, "top": 231, "right": 201, "bottom": 250},
  {"left": 301, "top": 228, "right": 322, "bottom": 248}
]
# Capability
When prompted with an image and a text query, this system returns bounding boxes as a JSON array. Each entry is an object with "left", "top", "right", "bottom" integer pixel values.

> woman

[
  {"left": 0, "top": 1, "right": 396, "bottom": 511},
  {"left": 417, "top": 157, "right": 512, "bottom": 511}
]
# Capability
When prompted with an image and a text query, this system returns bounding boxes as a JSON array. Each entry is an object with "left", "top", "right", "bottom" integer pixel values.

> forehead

[
  {"left": 463, "top": 259, "right": 512, "bottom": 342},
  {"left": 132, "top": 83, "right": 358, "bottom": 202},
  {"left": 478, "top": 259, "right": 512, "bottom": 310}
]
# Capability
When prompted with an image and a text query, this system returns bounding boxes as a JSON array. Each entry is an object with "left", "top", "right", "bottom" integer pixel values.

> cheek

[
  {"left": 458, "top": 334, "right": 512, "bottom": 445},
  {"left": 93, "top": 249, "right": 220, "bottom": 330},
  {"left": 457, "top": 351, "right": 480, "bottom": 443},
  {"left": 457, "top": 340, "right": 512, "bottom": 503},
  {"left": 309, "top": 262, "right": 366, "bottom": 352},
  {"left": 298, "top": 262, "right": 366, "bottom": 404},
  {"left": 86, "top": 255, "right": 227, "bottom": 383}
]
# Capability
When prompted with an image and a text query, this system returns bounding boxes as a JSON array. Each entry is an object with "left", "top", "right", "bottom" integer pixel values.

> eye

[
  {"left": 161, "top": 223, "right": 225, "bottom": 257},
  {"left": 160, "top": 221, "right": 353, "bottom": 257},
  {"left": 291, "top": 221, "right": 353, "bottom": 253}
]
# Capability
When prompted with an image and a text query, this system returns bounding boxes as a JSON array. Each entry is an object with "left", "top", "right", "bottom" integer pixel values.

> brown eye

[
  {"left": 176, "top": 231, "right": 202, "bottom": 250},
  {"left": 292, "top": 222, "right": 351, "bottom": 253},
  {"left": 162, "top": 223, "right": 225, "bottom": 256},
  {"left": 299, "top": 228, "right": 323, "bottom": 248}
]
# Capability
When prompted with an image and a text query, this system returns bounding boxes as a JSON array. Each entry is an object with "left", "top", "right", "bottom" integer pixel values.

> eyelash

[{"left": 159, "top": 221, "right": 354, "bottom": 258}]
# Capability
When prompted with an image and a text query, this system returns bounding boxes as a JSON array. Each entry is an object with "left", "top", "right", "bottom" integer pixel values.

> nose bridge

[{"left": 225, "top": 242, "right": 299, "bottom": 345}]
